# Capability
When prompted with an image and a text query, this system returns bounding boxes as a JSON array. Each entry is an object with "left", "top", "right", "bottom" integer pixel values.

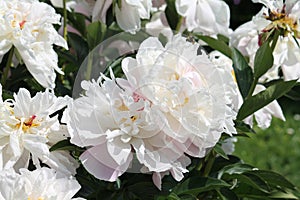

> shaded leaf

[
  {"left": 214, "top": 144, "right": 229, "bottom": 160},
  {"left": 173, "top": 177, "right": 230, "bottom": 196},
  {"left": 246, "top": 170, "right": 296, "bottom": 190},
  {"left": 196, "top": 35, "right": 232, "bottom": 58},
  {"left": 231, "top": 47, "right": 254, "bottom": 99},
  {"left": 218, "top": 163, "right": 254, "bottom": 179},
  {"left": 87, "top": 21, "right": 107, "bottom": 50},
  {"left": 165, "top": 0, "right": 180, "bottom": 30},
  {"left": 237, "top": 80, "right": 297, "bottom": 120},
  {"left": 68, "top": 32, "right": 89, "bottom": 64},
  {"left": 254, "top": 41, "right": 274, "bottom": 79}
]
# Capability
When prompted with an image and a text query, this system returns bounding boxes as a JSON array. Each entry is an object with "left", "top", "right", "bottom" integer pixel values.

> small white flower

[
  {"left": 0, "top": 0, "right": 68, "bottom": 88},
  {"left": 0, "top": 85, "right": 78, "bottom": 176},
  {"left": 175, "top": 0, "right": 231, "bottom": 36},
  {"left": 230, "top": 0, "right": 300, "bottom": 82},
  {"left": 0, "top": 167, "right": 83, "bottom": 200}
]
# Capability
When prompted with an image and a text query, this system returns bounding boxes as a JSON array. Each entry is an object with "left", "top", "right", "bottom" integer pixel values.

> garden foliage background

[{"left": 1, "top": 0, "right": 300, "bottom": 199}]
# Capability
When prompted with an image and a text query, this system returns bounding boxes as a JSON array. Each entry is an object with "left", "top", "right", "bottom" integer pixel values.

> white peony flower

[
  {"left": 64, "top": 34, "right": 237, "bottom": 189},
  {"left": 0, "top": 85, "right": 78, "bottom": 176},
  {"left": 0, "top": 0, "right": 68, "bottom": 88},
  {"left": 92, "top": 0, "right": 152, "bottom": 33},
  {"left": 0, "top": 167, "right": 83, "bottom": 200},
  {"left": 64, "top": 76, "right": 191, "bottom": 190},
  {"left": 230, "top": 0, "right": 300, "bottom": 82},
  {"left": 209, "top": 50, "right": 285, "bottom": 129},
  {"left": 175, "top": 0, "right": 231, "bottom": 36}
]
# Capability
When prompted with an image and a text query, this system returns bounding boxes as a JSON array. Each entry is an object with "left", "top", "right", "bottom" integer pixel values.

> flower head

[
  {"left": 0, "top": 0, "right": 68, "bottom": 88},
  {"left": 0, "top": 167, "right": 83, "bottom": 200},
  {"left": 231, "top": 0, "right": 300, "bottom": 82},
  {"left": 65, "top": 34, "right": 237, "bottom": 189},
  {"left": 0, "top": 85, "right": 78, "bottom": 175}
]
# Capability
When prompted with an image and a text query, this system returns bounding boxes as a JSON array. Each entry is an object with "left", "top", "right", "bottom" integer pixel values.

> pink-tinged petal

[
  {"left": 107, "top": 135, "right": 132, "bottom": 166},
  {"left": 80, "top": 143, "right": 132, "bottom": 182},
  {"left": 152, "top": 172, "right": 163, "bottom": 190},
  {"left": 92, "top": 0, "right": 113, "bottom": 23}
]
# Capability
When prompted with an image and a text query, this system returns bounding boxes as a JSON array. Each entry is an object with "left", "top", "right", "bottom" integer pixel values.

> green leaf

[
  {"left": 50, "top": 139, "right": 78, "bottom": 152},
  {"left": 165, "top": 0, "right": 180, "bottom": 30},
  {"left": 233, "top": 183, "right": 271, "bottom": 199},
  {"left": 67, "top": 12, "right": 87, "bottom": 37},
  {"left": 126, "top": 182, "right": 160, "bottom": 200},
  {"left": 224, "top": 173, "right": 270, "bottom": 193},
  {"left": 217, "top": 34, "right": 230, "bottom": 44},
  {"left": 253, "top": 41, "right": 274, "bottom": 79},
  {"left": 246, "top": 170, "right": 296, "bottom": 190},
  {"left": 217, "top": 188, "right": 239, "bottom": 200},
  {"left": 167, "top": 193, "right": 181, "bottom": 200},
  {"left": 231, "top": 47, "right": 254, "bottom": 99},
  {"left": 214, "top": 144, "right": 229, "bottom": 160},
  {"left": 196, "top": 35, "right": 232, "bottom": 58},
  {"left": 173, "top": 177, "right": 230, "bottom": 196},
  {"left": 237, "top": 80, "right": 297, "bottom": 120},
  {"left": 270, "top": 191, "right": 298, "bottom": 199},
  {"left": 234, "top": 120, "right": 255, "bottom": 135},
  {"left": 218, "top": 163, "right": 254, "bottom": 179},
  {"left": 87, "top": 21, "right": 107, "bottom": 50},
  {"left": 68, "top": 32, "right": 89, "bottom": 64}
]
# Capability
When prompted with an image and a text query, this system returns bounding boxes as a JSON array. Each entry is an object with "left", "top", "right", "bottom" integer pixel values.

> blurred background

[{"left": 226, "top": 0, "right": 300, "bottom": 188}]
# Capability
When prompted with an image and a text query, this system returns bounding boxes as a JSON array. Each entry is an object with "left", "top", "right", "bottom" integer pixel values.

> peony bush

[{"left": 0, "top": 0, "right": 299, "bottom": 199}]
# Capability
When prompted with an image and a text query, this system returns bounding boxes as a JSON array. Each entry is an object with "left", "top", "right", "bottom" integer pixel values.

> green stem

[
  {"left": 270, "top": 30, "right": 280, "bottom": 51},
  {"left": 175, "top": 16, "right": 183, "bottom": 32},
  {"left": 202, "top": 150, "right": 216, "bottom": 177},
  {"left": 63, "top": 0, "right": 68, "bottom": 41},
  {"left": 85, "top": 53, "right": 93, "bottom": 80},
  {"left": 245, "top": 77, "right": 258, "bottom": 100},
  {"left": 1, "top": 47, "right": 14, "bottom": 86}
]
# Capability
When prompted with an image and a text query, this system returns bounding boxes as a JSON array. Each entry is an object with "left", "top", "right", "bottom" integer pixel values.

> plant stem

[
  {"left": 63, "top": 0, "right": 68, "bottom": 41},
  {"left": 245, "top": 77, "right": 258, "bottom": 100},
  {"left": 175, "top": 16, "right": 183, "bottom": 32},
  {"left": 202, "top": 150, "right": 216, "bottom": 177},
  {"left": 1, "top": 47, "right": 14, "bottom": 87}
]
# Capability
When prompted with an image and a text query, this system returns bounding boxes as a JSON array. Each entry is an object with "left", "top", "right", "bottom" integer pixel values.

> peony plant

[{"left": 0, "top": 0, "right": 299, "bottom": 199}]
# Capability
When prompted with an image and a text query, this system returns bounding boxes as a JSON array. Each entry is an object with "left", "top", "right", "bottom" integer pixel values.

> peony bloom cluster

[
  {"left": 0, "top": 167, "right": 82, "bottom": 200},
  {"left": 231, "top": 0, "right": 300, "bottom": 82},
  {"left": 0, "top": 85, "right": 78, "bottom": 176},
  {"left": 64, "top": 34, "right": 238, "bottom": 189},
  {"left": 0, "top": 0, "right": 68, "bottom": 88}
]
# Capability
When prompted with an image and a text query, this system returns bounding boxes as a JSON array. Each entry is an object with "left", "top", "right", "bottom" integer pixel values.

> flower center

[
  {"left": 16, "top": 115, "right": 40, "bottom": 133},
  {"left": 263, "top": 7, "right": 299, "bottom": 37},
  {"left": 19, "top": 20, "right": 26, "bottom": 29},
  {"left": 28, "top": 197, "right": 44, "bottom": 200}
]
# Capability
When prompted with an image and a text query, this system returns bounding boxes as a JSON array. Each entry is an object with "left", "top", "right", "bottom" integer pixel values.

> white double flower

[
  {"left": 64, "top": 34, "right": 237, "bottom": 189},
  {"left": 0, "top": 0, "right": 68, "bottom": 88}
]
